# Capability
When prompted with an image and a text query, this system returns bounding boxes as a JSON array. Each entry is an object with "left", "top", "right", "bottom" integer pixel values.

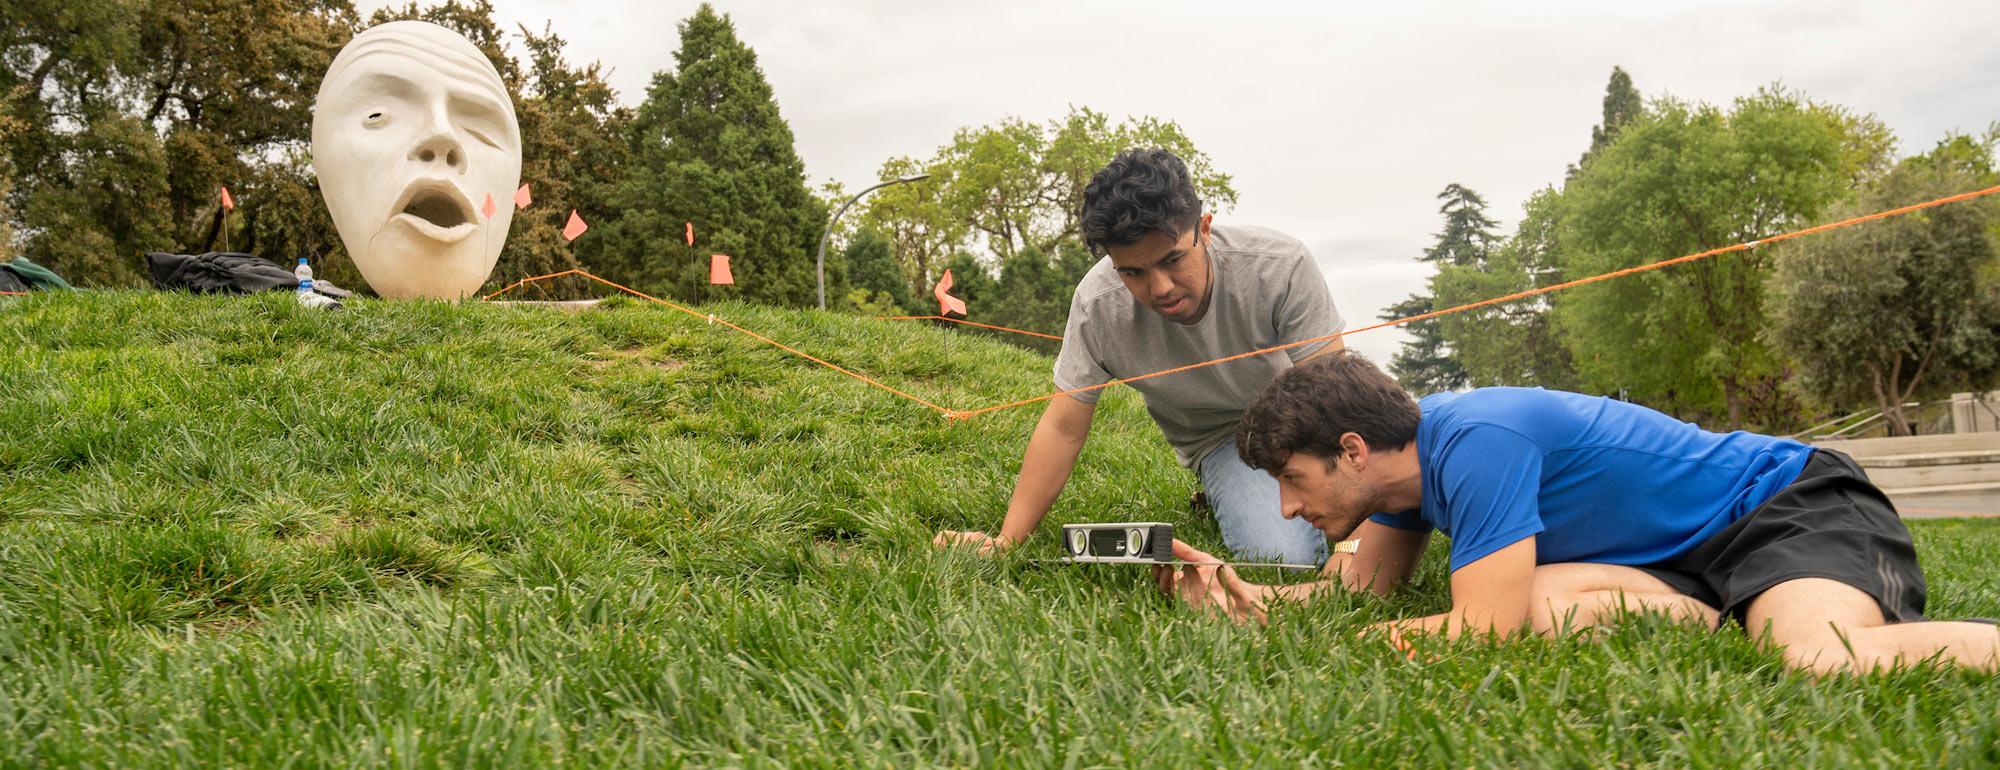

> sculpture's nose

[{"left": 407, "top": 100, "right": 466, "bottom": 173}]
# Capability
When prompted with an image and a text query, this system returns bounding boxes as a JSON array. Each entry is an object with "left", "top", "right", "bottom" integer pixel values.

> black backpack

[{"left": 144, "top": 251, "right": 349, "bottom": 297}]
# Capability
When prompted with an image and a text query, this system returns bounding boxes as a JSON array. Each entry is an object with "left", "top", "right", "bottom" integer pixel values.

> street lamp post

[{"left": 817, "top": 173, "right": 930, "bottom": 310}]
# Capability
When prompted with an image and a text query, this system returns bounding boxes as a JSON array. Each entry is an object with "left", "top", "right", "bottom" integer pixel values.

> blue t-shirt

[{"left": 1370, "top": 388, "right": 1815, "bottom": 571}]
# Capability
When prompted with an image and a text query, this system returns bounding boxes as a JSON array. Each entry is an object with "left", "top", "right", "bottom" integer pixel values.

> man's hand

[
  {"left": 932, "top": 529, "right": 1013, "bottom": 554},
  {"left": 1152, "top": 539, "right": 1271, "bottom": 624}
]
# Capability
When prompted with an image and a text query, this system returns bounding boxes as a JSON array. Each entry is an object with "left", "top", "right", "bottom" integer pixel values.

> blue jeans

[{"left": 1196, "top": 443, "right": 1328, "bottom": 564}]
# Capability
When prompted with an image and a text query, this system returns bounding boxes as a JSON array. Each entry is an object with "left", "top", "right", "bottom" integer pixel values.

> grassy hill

[{"left": 1, "top": 291, "right": 1996, "bottom": 767}]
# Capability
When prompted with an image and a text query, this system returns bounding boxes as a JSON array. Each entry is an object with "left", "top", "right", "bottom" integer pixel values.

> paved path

[{"left": 1893, "top": 491, "right": 2000, "bottom": 519}]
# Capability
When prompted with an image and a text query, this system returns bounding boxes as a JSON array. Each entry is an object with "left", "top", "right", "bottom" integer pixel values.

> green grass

[{"left": 1, "top": 291, "right": 1996, "bottom": 768}]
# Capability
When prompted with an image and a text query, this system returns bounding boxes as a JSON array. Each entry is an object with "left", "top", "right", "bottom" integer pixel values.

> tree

[
  {"left": 938, "top": 251, "right": 997, "bottom": 314},
  {"left": 979, "top": 244, "right": 1063, "bottom": 354},
  {"left": 2, "top": 0, "right": 149, "bottom": 278},
  {"left": 12, "top": 112, "right": 175, "bottom": 286},
  {"left": 494, "top": 22, "right": 631, "bottom": 298},
  {"left": 1380, "top": 294, "right": 1451, "bottom": 392},
  {"left": 2, "top": 0, "right": 355, "bottom": 286},
  {"left": 1433, "top": 188, "right": 1579, "bottom": 389},
  {"left": 1385, "top": 183, "right": 1499, "bottom": 394},
  {"left": 238, "top": 148, "right": 350, "bottom": 289},
  {"left": 1765, "top": 137, "right": 2000, "bottom": 435},
  {"left": 597, "top": 4, "right": 824, "bottom": 306},
  {"left": 0, "top": 0, "right": 637, "bottom": 297},
  {"left": 859, "top": 106, "right": 1236, "bottom": 313},
  {"left": 843, "top": 227, "right": 911, "bottom": 314},
  {"left": 1572, "top": 66, "right": 1644, "bottom": 176},
  {"left": 1425, "top": 68, "right": 1634, "bottom": 391},
  {"left": 0, "top": 107, "right": 19, "bottom": 262},
  {"left": 858, "top": 155, "right": 966, "bottom": 315},
  {"left": 1552, "top": 87, "right": 1892, "bottom": 430}
]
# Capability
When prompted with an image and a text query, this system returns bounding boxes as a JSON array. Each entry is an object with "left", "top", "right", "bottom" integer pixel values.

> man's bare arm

[
  {"left": 1369, "top": 536, "right": 1537, "bottom": 640},
  {"left": 1270, "top": 519, "right": 1428, "bottom": 602},
  {"left": 933, "top": 394, "right": 1095, "bottom": 551}
]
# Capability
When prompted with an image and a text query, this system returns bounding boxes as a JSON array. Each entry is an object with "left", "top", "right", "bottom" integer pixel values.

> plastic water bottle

[
  {"left": 293, "top": 257, "right": 338, "bottom": 309},
  {"left": 294, "top": 257, "right": 314, "bottom": 295}
]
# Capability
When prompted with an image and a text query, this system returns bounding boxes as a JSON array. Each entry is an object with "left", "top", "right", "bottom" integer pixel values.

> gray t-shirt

[{"left": 1052, "top": 224, "right": 1345, "bottom": 467}]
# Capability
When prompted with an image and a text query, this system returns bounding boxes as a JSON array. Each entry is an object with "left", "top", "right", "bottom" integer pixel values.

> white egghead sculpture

[{"left": 311, "top": 21, "right": 521, "bottom": 299}]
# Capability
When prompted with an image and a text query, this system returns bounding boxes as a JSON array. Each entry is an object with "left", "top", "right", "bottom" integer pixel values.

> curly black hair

[
  {"left": 1079, "top": 148, "right": 1203, "bottom": 256},
  {"left": 1237, "top": 351, "right": 1421, "bottom": 474}
]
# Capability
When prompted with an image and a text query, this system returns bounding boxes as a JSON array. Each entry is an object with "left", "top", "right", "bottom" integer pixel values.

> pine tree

[
  {"left": 1572, "top": 66, "right": 1644, "bottom": 177},
  {"left": 1385, "top": 183, "right": 1498, "bottom": 394},
  {"left": 1427, "top": 183, "right": 1500, "bottom": 268},
  {"left": 599, "top": 4, "right": 824, "bottom": 305}
]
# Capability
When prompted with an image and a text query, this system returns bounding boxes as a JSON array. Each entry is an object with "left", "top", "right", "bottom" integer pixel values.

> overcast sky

[{"left": 361, "top": 0, "right": 2000, "bottom": 362}]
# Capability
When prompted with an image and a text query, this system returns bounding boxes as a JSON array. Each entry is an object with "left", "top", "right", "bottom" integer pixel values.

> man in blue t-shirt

[{"left": 1156, "top": 351, "right": 1998, "bottom": 674}]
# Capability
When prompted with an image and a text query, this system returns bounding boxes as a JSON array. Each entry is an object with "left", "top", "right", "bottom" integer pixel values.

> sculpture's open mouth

[{"left": 390, "top": 179, "right": 479, "bottom": 243}]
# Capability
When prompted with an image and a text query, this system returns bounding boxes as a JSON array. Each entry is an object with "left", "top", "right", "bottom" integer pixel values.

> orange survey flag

[
  {"left": 709, "top": 254, "right": 734, "bottom": 285},
  {"left": 514, "top": 183, "right": 533, "bottom": 208},
  {"left": 685, "top": 222, "right": 695, "bottom": 246},
  {"left": 934, "top": 269, "right": 967, "bottom": 317},
  {"left": 219, "top": 186, "right": 236, "bottom": 210},
  {"left": 562, "top": 210, "right": 588, "bottom": 241},
  {"left": 480, "top": 193, "right": 497, "bottom": 220}
]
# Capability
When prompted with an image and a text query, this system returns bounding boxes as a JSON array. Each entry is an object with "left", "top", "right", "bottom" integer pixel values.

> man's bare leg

[
  {"left": 1530, "top": 563, "right": 1721, "bottom": 635},
  {"left": 1744, "top": 578, "right": 2000, "bottom": 674}
]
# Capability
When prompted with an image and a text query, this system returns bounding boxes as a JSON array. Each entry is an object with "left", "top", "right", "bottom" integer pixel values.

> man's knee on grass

[{"left": 1746, "top": 577, "right": 2000, "bottom": 674}]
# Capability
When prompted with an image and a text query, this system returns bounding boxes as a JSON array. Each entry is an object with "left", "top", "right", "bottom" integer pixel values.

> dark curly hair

[
  {"left": 1079, "top": 148, "right": 1203, "bottom": 256},
  {"left": 1237, "top": 351, "right": 1421, "bottom": 473}
]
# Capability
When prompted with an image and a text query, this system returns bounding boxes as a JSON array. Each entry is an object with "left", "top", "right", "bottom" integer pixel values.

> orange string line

[
  {"left": 483, "top": 269, "right": 955, "bottom": 414},
  {"left": 945, "top": 183, "right": 2000, "bottom": 420},
  {"left": 482, "top": 182, "right": 2000, "bottom": 422},
  {"left": 0, "top": 291, "right": 26, "bottom": 296},
  {"left": 877, "top": 315, "right": 1065, "bottom": 341},
  {"left": 480, "top": 268, "right": 585, "bottom": 301}
]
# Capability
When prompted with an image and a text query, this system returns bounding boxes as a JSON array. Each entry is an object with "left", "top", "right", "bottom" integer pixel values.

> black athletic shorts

[{"left": 1634, "top": 448, "right": 1927, "bottom": 625}]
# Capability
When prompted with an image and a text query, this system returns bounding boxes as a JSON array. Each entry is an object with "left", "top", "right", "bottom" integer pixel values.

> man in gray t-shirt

[{"left": 933, "top": 148, "right": 1344, "bottom": 563}]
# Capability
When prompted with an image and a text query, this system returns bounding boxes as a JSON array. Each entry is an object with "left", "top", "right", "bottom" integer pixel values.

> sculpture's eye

[
  {"left": 464, "top": 126, "right": 500, "bottom": 150},
  {"left": 363, "top": 110, "right": 388, "bottom": 128}
]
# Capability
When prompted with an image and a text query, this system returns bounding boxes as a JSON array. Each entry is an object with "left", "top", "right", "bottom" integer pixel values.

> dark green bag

[{"left": 0, "top": 256, "right": 73, "bottom": 290}]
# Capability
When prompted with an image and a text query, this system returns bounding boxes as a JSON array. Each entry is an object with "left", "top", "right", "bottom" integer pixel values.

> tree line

[
  {"left": 7, "top": 4, "right": 1993, "bottom": 432},
  {"left": 1387, "top": 68, "right": 2000, "bottom": 435},
  {"left": 0, "top": 0, "right": 1223, "bottom": 334}
]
